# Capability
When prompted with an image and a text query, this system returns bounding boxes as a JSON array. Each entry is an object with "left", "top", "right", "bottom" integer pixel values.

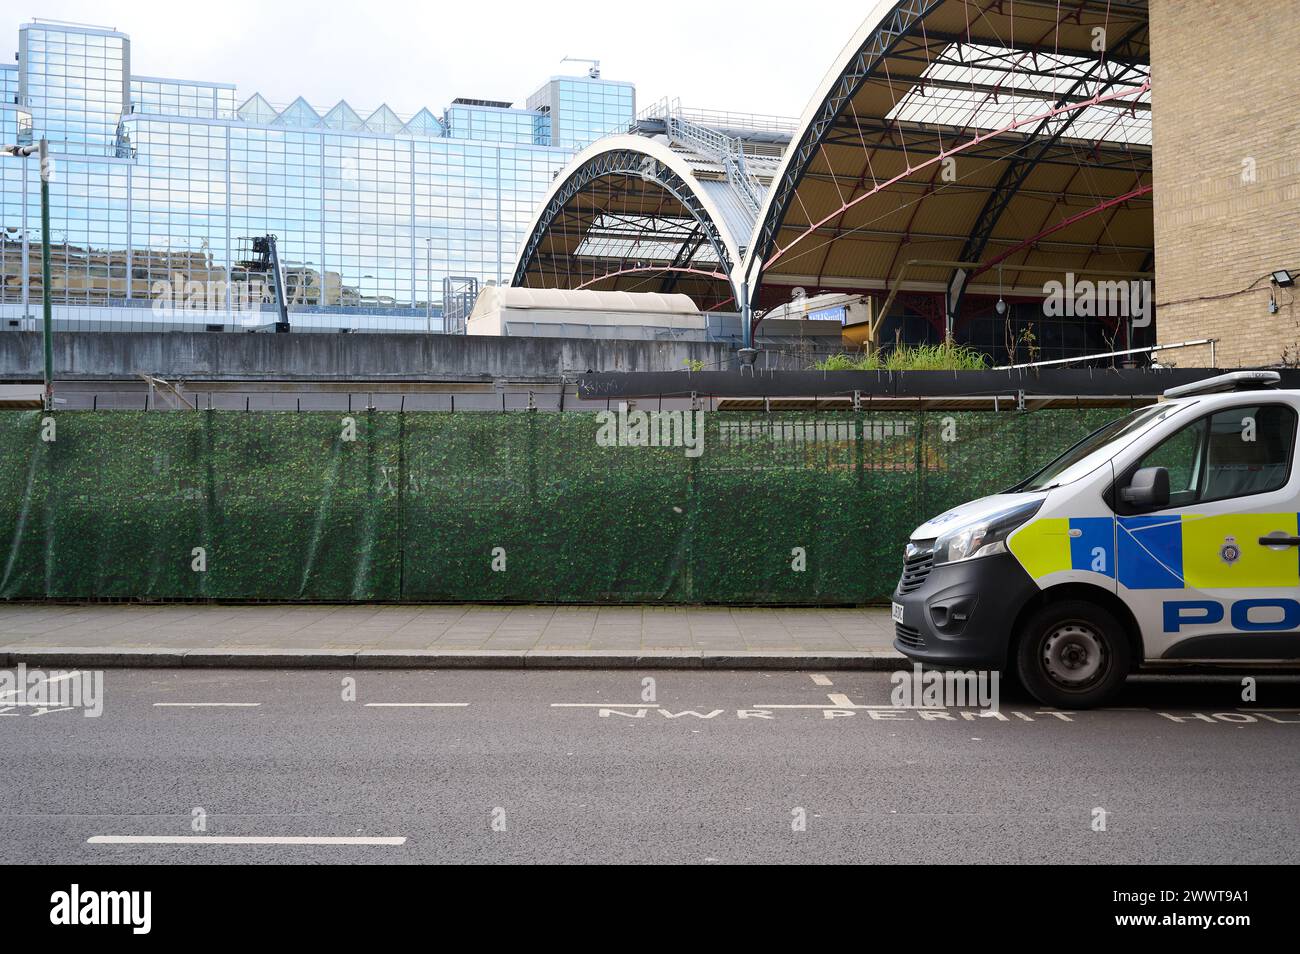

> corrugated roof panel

[{"left": 695, "top": 179, "right": 758, "bottom": 258}]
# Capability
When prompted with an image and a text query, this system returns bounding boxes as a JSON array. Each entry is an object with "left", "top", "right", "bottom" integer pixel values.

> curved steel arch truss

[
  {"left": 512, "top": 143, "right": 738, "bottom": 309},
  {"left": 748, "top": 0, "right": 945, "bottom": 287},
  {"left": 744, "top": 0, "right": 1153, "bottom": 344}
]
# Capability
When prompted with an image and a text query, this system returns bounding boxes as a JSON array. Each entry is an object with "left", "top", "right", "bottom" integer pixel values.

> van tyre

[{"left": 1016, "top": 600, "right": 1131, "bottom": 709}]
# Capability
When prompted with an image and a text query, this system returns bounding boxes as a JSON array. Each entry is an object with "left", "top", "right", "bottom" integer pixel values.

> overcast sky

[{"left": 7, "top": 1, "right": 865, "bottom": 119}]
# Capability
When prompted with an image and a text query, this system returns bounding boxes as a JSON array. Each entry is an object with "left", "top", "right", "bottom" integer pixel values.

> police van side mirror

[{"left": 1121, "top": 466, "right": 1170, "bottom": 508}]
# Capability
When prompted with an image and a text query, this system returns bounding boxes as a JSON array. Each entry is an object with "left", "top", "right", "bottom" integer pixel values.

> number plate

[{"left": 892, "top": 602, "right": 905, "bottom": 624}]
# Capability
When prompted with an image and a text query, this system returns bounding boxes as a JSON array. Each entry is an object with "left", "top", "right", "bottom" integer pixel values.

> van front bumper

[{"left": 891, "top": 551, "right": 1039, "bottom": 669}]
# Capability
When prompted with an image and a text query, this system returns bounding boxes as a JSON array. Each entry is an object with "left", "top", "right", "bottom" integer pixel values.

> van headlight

[{"left": 933, "top": 500, "right": 1043, "bottom": 566}]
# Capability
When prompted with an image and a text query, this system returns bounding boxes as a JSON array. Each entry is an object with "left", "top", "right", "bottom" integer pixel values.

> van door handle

[{"left": 1258, "top": 535, "right": 1300, "bottom": 547}]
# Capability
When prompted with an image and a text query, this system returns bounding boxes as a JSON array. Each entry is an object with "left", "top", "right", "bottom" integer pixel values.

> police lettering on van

[{"left": 892, "top": 371, "right": 1300, "bottom": 708}]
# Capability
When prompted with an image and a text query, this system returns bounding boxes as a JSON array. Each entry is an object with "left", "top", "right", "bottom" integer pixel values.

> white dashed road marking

[
  {"left": 87, "top": 835, "right": 405, "bottom": 846},
  {"left": 363, "top": 703, "right": 469, "bottom": 708},
  {"left": 810, "top": 674, "right": 833, "bottom": 686},
  {"left": 153, "top": 702, "right": 261, "bottom": 708},
  {"left": 551, "top": 703, "right": 652, "bottom": 708}
]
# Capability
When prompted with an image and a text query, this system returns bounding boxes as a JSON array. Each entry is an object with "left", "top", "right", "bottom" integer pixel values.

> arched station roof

[
  {"left": 744, "top": 0, "right": 1153, "bottom": 335},
  {"left": 510, "top": 136, "right": 747, "bottom": 311}
]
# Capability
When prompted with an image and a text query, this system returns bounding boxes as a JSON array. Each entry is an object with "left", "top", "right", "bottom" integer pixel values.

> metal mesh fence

[{"left": 0, "top": 407, "right": 1124, "bottom": 603}]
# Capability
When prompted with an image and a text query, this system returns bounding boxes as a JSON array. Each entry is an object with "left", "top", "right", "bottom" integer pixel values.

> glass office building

[
  {"left": 527, "top": 77, "right": 635, "bottom": 151},
  {"left": 0, "top": 19, "right": 635, "bottom": 332}
]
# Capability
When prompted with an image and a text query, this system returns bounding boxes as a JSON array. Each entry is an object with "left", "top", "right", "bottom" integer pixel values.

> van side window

[
  {"left": 1139, "top": 417, "right": 1207, "bottom": 507},
  {"left": 1132, "top": 404, "right": 1297, "bottom": 507},
  {"left": 1202, "top": 404, "right": 1296, "bottom": 502}
]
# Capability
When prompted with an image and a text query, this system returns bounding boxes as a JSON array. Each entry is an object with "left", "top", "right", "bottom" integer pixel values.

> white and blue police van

[{"left": 892, "top": 371, "right": 1300, "bottom": 708}]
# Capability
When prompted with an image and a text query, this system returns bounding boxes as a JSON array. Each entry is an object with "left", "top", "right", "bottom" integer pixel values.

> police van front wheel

[{"left": 1015, "top": 601, "right": 1131, "bottom": 709}]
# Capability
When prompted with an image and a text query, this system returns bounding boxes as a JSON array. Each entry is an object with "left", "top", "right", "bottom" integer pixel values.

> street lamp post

[
  {"left": 5, "top": 137, "right": 53, "bottom": 410},
  {"left": 38, "top": 139, "right": 53, "bottom": 411}
]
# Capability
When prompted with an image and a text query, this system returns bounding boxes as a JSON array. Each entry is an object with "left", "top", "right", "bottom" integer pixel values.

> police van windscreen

[{"left": 1012, "top": 403, "right": 1190, "bottom": 493}]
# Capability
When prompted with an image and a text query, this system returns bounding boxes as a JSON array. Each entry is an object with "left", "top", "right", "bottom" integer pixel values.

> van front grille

[
  {"left": 899, "top": 540, "right": 936, "bottom": 594},
  {"left": 895, "top": 622, "right": 926, "bottom": 650}
]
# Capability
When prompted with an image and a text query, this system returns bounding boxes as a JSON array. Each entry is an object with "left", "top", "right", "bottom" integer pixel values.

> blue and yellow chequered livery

[{"left": 1009, "top": 514, "right": 1300, "bottom": 589}]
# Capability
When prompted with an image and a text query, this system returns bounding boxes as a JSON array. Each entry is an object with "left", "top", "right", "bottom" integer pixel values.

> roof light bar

[{"left": 1163, "top": 371, "right": 1281, "bottom": 399}]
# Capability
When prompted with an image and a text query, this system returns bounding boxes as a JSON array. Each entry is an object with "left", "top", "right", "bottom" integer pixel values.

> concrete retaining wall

[{"left": 0, "top": 331, "right": 741, "bottom": 382}]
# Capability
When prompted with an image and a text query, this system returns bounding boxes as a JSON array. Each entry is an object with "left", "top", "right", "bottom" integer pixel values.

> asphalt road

[{"left": 2, "top": 668, "right": 1297, "bottom": 864}]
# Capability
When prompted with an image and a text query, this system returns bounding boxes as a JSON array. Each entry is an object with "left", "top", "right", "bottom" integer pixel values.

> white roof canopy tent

[{"left": 467, "top": 286, "right": 719, "bottom": 340}]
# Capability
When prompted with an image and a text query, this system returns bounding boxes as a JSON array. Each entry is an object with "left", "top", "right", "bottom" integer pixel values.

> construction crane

[
  {"left": 233, "top": 234, "right": 291, "bottom": 333},
  {"left": 561, "top": 56, "right": 601, "bottom": 79}
]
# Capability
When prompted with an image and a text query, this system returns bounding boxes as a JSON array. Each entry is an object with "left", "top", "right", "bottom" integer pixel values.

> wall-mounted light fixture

[{"left": 1270, "top": 269, "right": 1293, "bottom": 314}]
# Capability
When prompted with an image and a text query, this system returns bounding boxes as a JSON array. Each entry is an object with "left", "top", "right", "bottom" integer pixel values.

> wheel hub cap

[{"left": 1043, "top": 623, "right": 1105, "bottom": 689}]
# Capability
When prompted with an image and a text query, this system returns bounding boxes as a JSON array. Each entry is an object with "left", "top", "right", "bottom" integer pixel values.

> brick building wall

[{"left": 1150, "top": 0, "right": 1300, "bottom": 368}]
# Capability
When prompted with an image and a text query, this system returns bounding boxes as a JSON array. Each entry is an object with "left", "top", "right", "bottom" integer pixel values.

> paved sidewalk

[{"left": 0, "top": 603, "right": 901, "bottom": 669}]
